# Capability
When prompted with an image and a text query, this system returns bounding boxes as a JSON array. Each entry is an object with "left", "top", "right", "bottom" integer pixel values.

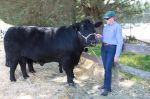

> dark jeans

[{"left": 101, "top": 44, "right": 116, "bottom": 91}]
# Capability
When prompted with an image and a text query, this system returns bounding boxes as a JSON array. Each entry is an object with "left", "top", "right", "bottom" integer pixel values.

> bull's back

[
  {"left": 4, "top": 26, "right": 41, "bottom": 55},
  {"left": 4, "top": 27, "right": 28, "bottom": 46},
  {"left": 4, "top": 26, "right": 79, "bottom": 62}
]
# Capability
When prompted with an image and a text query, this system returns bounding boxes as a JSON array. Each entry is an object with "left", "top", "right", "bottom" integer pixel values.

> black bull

[{"left": 4, "top": 19, "right": 102, "bottom": 86}]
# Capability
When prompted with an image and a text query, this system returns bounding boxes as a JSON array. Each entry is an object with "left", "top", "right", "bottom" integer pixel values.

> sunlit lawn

[
  {"left": 88, "top": 44, "right": 150, "bottom": 80},
  {"left": 120, "top": 52, "right": 150, "bottom": 72}
]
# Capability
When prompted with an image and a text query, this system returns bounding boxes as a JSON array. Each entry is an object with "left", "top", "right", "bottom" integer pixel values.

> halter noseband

[{"left": 77, "top": 31, "right": 96, "bottom": 43}]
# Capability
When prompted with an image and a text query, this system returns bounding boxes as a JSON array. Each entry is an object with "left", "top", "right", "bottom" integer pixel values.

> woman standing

[{"left": 96, "top": 11, "right": 123, "bottom": 96}]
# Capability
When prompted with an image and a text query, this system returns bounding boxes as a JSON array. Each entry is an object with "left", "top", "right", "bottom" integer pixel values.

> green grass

[
  {"left": 88, "top": 44, "right": 101, "bottom": 56},
  {"left": 120, "top": 52, "right": 150, "bottom": 72},
  {"left": 88, "top": 44, "right": 150, "bottom": 72},
  {"left": 88, "top": 44, "right": 150, "bottom": 80}
]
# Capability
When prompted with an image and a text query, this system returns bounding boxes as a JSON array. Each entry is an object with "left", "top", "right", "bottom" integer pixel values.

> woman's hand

[
  {"left": 96, "top": 34, "right": 102, "bottom": 38},
  {"left": 114, "top": 56, "right": 119, "bottom": 64}
]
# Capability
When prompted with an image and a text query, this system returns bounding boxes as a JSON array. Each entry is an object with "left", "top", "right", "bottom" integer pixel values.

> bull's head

[{"left": 74, "top": 19, "right": 103, "bottom": 46}]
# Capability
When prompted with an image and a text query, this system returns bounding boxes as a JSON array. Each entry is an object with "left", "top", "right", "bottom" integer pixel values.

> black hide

[{"left": 4, "top": 19, "right": 102, "bottom": 85}]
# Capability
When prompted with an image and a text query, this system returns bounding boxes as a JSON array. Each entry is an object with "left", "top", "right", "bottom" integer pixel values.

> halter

[{"left": 77, "top": 31, "right": 96, "bottom": 43}]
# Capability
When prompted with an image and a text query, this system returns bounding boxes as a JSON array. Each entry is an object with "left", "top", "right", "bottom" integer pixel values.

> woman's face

[{"left": 105, "top": 17, "right": 114, "bottom": 25}]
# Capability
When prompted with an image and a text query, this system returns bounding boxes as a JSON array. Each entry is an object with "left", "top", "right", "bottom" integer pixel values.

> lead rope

[
  {"left": 78, "top": 31, "right": 102, "bottom": 83},
  {"left": 90, "top": 48, "right": 103, "bottom": 84},
  {"left": 77, "top": 30, "right": 102, "bottom": 70}
]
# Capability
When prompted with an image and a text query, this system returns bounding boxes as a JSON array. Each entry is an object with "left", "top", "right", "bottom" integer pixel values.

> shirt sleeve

[{"left": 115, "top": 25, "right": 123, "bottom": 57}]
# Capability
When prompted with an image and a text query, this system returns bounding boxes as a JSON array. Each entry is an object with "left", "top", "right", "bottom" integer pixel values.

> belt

[{"left": 102, "top": 42, "right": 115, "bottom": 46}]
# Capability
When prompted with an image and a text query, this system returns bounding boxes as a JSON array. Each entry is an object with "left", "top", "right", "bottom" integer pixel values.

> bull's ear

[
  {"left": 72, "top": 22, "right": 80, "bottom": 31},
  {"left": 94, "top": 21, "right": 103, "bottom": 28}
]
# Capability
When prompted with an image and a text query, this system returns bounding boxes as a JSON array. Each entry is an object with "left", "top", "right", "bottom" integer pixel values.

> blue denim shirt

[{"left": 101, "top": 22, "right": 123, "bottom": 57}]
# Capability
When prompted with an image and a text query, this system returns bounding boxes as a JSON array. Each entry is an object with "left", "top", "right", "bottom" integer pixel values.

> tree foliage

[
  {"left": 0, "top": 0, "right": 149, "bottom": 25},
  {"left": 0, "top": 0, "right": 74, "bottom": 26},
  {"left": 75, "top": 0, "right": 150, "bottom": 22}
]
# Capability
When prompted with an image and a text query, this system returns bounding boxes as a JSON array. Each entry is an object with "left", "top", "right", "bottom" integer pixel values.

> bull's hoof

[
  {"left": 10, "top": 78, "right": 16, "bottom": 82},
  {"left": 68, "top": 83, "right": 76, "bottom": 87},
  {"left": 23, "top": 75, "right": 29, "bottom": 79},
  {"left": 29, "top": 70, "right": 36, "bottom": 73}
]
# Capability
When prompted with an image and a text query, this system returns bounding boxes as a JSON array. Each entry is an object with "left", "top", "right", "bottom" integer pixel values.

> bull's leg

[
  {"left": 63, "top": 67, "right": 76, "bottom": 86},
  {"left": 71, "top": 67, "right": 75, "bottom": 78},
  {"left": 27, "top": 59, "right": 36, "bottom": 73},
  {"left": 64, "top": 69, "right": 74, "bottom": 85},
  {"left": 10, "top": 61, "right": 18, "bottom": 81},
  {"left": 62, "top": 57, "right": 75, "bottom": 86},
  {"left": 58, "top": 64, "right": 63, "bottom": 73},
  {"left": 19, "top": 60, "right": 29, "bottom": 79}
]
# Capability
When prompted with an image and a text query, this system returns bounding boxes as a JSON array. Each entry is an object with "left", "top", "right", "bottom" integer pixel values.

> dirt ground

[{"left": 0, "top": 41, "right": 150, "bottom": 99}]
